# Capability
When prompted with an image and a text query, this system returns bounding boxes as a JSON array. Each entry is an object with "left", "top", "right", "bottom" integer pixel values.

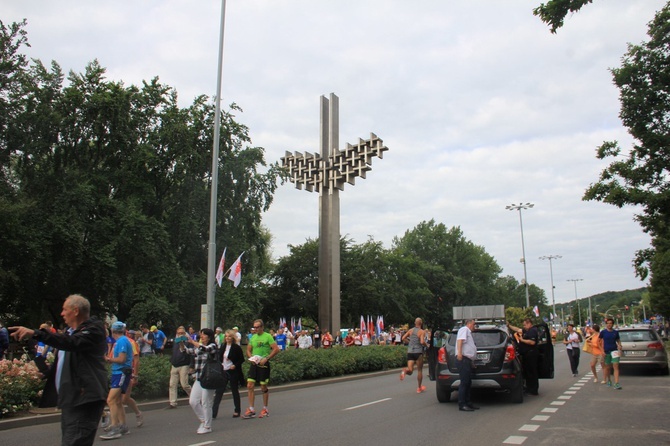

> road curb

[{"left": 0, "top": 368, "right": 401, "bottom": 431}]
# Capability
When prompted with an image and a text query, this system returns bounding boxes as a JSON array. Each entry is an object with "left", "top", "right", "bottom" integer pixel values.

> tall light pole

[
  {"left": 506, "top": 203, "right": 534, "bottom": 308},
  {"left": 539, "top": 255, "right": 561, "bottom": 324},
  {"left": 205, "top": 0, "right": 228, "bottom": 330},
  {"left": 567, "top": 279, "right": 583, "bottom": 326}
]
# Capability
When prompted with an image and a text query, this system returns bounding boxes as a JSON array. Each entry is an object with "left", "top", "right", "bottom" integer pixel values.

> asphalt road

[{"left": 2, "top": 344, "right": 669, "bottom": 446}]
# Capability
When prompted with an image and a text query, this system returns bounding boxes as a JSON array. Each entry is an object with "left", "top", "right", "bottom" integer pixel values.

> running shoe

[
  {"left": 614, "top": 383, "right": 622, "bottom": 390},
  {"left": 242, "top": 408, "right": 256, "bottom": 419},
  {"left": 197, "top": 425, "right": 212, "bottom": 434},
  {"left": 400, "top": 369, "right": 406, "bottom": 381},
  {"left": 100, "top": 410, "right": 110, "bottom": 429},
  {"left": 259, "top": 408, "right": 269, "bottom": 418},
  {"left": 417, "top": 385, "right": 426, "bottom": 394},
  {"left": 99, "top": 428, "right": 122, "bottom": 441},
  {"left": 136, "top": 412, "right": 144, "bottom": 427},
  {"left": 119, "top": 425, "right": 129, "bottom": 435}
]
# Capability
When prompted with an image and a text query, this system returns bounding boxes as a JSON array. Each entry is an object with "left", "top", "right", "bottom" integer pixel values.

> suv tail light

[
  {"left": 438, "top": 347, "right": 448, "bottom": 365},
  {"left": 648, "top": 341, "right": 664, "bottom": 350},
  {"left": 504, "top": 344, "right": 516, "bottom": 362}
]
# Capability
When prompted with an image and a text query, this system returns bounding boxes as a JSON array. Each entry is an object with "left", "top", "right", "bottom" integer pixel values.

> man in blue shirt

[
  {"left": 152, "top": 325, "right": 167, "bottom": 354},
  {"left": 275, "top": 328, "right": 287, "bottom": 351},
  {"left": 100, "top": 321, "right": 134, "bottom": 440},
  {"left": 599, "top": 318, "right": 623, "bottom": 390}
]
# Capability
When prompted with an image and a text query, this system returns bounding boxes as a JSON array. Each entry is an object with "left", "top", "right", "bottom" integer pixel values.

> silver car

[{"left": 618, "top": 327, "right": 669, "bottom": 375}]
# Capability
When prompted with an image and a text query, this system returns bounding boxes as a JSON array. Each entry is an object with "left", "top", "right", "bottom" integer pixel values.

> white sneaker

[{"left": 197, "top": 425, "right": 212, "bottom": 434}]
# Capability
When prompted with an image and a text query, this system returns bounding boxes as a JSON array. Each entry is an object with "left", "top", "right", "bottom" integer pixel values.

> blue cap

[{"left": 111, "top": 321, "right": 125, "bottom": 331}]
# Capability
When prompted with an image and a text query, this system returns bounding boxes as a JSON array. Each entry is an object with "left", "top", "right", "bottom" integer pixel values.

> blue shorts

[{"left": 110, "top": 372, "right": 131, "bottom": 393}]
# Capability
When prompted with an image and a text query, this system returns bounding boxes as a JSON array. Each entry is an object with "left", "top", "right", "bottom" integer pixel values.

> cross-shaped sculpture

[{"left": 281, "top": 93, "right": 388, "bottom": 335}]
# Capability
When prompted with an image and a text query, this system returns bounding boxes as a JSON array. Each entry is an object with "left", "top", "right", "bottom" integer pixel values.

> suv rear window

[
  {"left": 619, "top": 330, "right": 656, "bottom": 342},
  {"left": 448, "top": 330, "right": 507, "bottom": 347}
]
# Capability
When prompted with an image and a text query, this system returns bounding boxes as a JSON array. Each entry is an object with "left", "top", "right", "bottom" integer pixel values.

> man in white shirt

[
  {"left": 456, "top": 319, "right": 478, "bottom": 412},
  {"left": 297, "top": 330, "right": 312, "bottom": 349}
]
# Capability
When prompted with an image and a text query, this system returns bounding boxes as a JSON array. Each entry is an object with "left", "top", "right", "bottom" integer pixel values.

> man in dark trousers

[
  {"left": 10, "top": 294, "right": 108, "bottom": 446},
  {"left": 508, "top": 318, "right": 539, "bottom": 396}
]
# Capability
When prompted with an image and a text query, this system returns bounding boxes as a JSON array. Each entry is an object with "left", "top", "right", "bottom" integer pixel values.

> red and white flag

[
  {"left": 215, "top": 248, "right": 226, "bottom": 287},
  {"left": 360, "top": 315, "right": 365, "bottom": 333},
  {"left": 533, "top": 305, "right": 540, "bottom": 317},
  {"left": 228, "top": 252, "right": 243, "bottom": 287}
]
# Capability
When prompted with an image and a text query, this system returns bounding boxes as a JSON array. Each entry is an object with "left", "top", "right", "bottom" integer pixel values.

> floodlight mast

[
  {"left": 539, "top": 255, "right": 561, "bottom": 324},
  {"left": 506, "top": 203, "right": 534, "bottom": 308}
]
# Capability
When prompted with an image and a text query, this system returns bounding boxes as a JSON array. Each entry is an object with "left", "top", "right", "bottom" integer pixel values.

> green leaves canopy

[{"left": 0, "top": 20, "right": 283, "bottom": 329}]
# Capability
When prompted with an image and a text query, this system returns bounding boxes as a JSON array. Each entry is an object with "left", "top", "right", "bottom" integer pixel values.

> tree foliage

[
  {"left": 0, "top": 20, "right": 283, "bottom": 329},
  {"left": 580, "top": 5, "right": 670, "bottom": 317},
  {"left": 533, "top": 0, "right": 594, "bottom": 33},
  {"left": 267, "top": 220, "right": 546, "bottom": 330}
]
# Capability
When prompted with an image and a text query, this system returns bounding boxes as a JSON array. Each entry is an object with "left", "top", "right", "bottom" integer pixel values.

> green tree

[
  {"left": 392, "top": 220, "right": 504, "bottom": 325},
  {"left": 0, "top": 20, "right": 283, "bottom": 329},
  {"left": 533, "top": 0, "right": 595, "bottom": 33},
  {"left": 580, "top": 5, "right": 670, "bottom": 317}
]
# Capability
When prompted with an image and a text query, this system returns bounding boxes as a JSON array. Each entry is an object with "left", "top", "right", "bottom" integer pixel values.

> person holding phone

[{"left": 168, "top": 326, "right": 192, "bottom": 409}]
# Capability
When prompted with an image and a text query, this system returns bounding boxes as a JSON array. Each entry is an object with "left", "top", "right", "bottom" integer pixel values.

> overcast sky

[{"left": 4, "top": 0, "right": 665, "bottom": 304}]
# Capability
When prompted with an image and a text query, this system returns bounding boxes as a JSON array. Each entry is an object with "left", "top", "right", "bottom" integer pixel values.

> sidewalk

[{"left": 0, "top": 368, "right": 400, "bottom": 431}]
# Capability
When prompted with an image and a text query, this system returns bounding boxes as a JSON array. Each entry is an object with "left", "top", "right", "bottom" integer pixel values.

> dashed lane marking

[
  {"left": 503, "top": 436, "right": 527, "bottom": 444},
  {"left": 531, "top": 415, "right": 550, "bottom": 421},
  {"left": 541, "top": 407, "right": 558, "bottom": 413},
  {"left": 343, "top": 398, "right": 391, "bottom": 411},
  {"left": 518, "top": 424, "right": 540, "bottom": 432}
]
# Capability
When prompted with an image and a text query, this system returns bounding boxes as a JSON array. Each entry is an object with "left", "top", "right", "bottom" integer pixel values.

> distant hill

[{"left": 555, "top": 287, "right": 650, "bottom": 325}]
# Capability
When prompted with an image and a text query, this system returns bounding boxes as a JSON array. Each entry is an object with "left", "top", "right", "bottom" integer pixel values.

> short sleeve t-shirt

[
  {"left": 112, "top": 336, "right": 133, "bottom": 374},
  {"left": 599, "top": 329, "right": 620, "bottom": 353},
  {"left": 275, "top": 333, "right": 287, "bottom": 350},
  {"left": 249, "top": 331, "right": 276, "bottom": 357}
]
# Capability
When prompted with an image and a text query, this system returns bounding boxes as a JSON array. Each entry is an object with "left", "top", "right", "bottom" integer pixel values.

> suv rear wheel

[
  {"left": 509, "top": 381, "right": 524, "bottom": 404},
  {"left": 436, "top": 384, "right": 452, "bottom": 403}
]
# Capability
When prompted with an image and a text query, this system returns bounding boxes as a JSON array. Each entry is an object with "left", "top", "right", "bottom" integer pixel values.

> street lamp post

[
  {"left": 506, "top": 203, "right": 534, "bottom": 308},
  {"left": 539, "top": 255, "right": 561, "bottom": 324},
  {"left": 567, "top": 279, "right": 583, "bottom": 326}
]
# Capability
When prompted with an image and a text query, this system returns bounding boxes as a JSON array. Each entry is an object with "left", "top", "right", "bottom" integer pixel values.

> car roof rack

[{"left": 453, "top": 305, "right": 507, "bottom": 328}]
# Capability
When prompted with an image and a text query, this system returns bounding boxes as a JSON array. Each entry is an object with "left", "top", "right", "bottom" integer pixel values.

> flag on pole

[
  {"left": 360, "top": 315, "right": 365, "bottom": 333},
  {"left": 368, "top": 315, "right": 374, "bottom": 336},
  {"left": 228, "top": 252, "right": 243, "bottom": 287},
  {"left": 533, "top": 305, "right": 540, "bottom": 317},
  {"left": 291, "top": 317, "right": 295, "bottom": 334},
  {"left": 215, "top": 248, "right": 226, "bottom": 287},
  {"left": 297, "top": 317, "right": 302, "bottom": 332}
]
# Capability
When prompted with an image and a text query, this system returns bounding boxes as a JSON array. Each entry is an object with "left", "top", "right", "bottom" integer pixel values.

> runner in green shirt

[{"left": 243, "top": 319, "right": 279, "bottom": 419}]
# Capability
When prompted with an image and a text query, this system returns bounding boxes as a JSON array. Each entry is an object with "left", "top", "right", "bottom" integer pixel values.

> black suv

[{"left": 427, "top": 322, "right": 554, "bottom": 404}]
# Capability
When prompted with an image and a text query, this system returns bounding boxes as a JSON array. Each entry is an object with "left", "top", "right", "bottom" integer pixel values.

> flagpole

[{"left": 205, "top": 0, "right": 227, "bottom": 330}]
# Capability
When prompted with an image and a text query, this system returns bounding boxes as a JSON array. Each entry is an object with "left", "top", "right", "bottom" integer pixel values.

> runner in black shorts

[{"left": 400, "top": 317, "right": 428, "bottom": 393}]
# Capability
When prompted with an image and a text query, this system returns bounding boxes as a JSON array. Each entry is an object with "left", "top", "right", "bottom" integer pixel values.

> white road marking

[
  {"left": 531, "top": 415, "right": 550, "bottom": 421},
  {"left": 558, "top": 395, "right": 571, "bottom": 400},
  {"left": 550, "top": 401, "right": 566, "bottom": 406},
  {"left": 519, "top": 424, "right": 540, "bottom": 432},
  {"left": 188, "top": 442, "right": 217, "bottom": 446},
  {"left": 343, "top": 398, "right": 392, "bottom": 411},
  {"left": 503, "top": 436, "right": 527, "bottom": 444},
  {"left": 541, "top": 407, "right": 558, "bottom": 413}
]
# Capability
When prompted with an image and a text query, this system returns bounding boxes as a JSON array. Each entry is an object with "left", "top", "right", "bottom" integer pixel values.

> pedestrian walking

[
  {"left": 563, "top": 324, "right": 581, "bottom": 376},
  {"left": 168, "top": 326, "right": 192, "bottom": 409},
  {"left": 212, "top": 329, "right": 245, "bottom": 419},
  {"left": 183, "top": 328, "right": 218, "bottom": 434}
]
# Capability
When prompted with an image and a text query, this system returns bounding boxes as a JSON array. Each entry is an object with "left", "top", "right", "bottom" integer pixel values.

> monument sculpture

[{"left": 281, "top": 93, "right": 388, "bottom": 335}]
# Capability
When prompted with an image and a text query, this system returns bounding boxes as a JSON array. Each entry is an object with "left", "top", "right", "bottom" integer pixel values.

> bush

[
  {"left": 5, "top": 345, "right": 408, "bottom": 409},
  {"left": 0, "top": 356, "right": 44, "bottom": 418}
]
